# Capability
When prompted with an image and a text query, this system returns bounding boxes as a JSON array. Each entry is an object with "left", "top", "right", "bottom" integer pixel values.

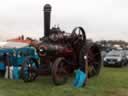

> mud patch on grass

[{"left": 104, "top": 88, "right": 128, "bottom": 96}]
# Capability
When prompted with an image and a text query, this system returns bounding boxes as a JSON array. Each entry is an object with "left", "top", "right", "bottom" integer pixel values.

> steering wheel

[{"left": 71, "top": 27, "right": 86, "bottom": 42}]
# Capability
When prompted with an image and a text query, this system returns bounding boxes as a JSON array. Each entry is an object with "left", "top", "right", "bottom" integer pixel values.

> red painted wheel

[{"left": 52, "top": 57, "right": 68, "bottom": 85}]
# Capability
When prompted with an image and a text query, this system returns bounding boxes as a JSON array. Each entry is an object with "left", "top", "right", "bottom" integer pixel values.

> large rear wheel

[
  {"left": 87, "top": 44, "right": 102, "bottom": 77},
  {"left": 79, "top": 43, "right": 102, "bottom": 78}
]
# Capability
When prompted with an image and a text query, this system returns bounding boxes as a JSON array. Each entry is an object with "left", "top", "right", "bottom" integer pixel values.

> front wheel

[
  {"left": 52, "top": 57, "right": 68, "bottom": 85},
  {"left": 21, "top": 57, "right": 39, "bottom": 82}
]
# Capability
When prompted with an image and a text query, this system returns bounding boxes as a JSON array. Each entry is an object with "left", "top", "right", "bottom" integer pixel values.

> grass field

[{"left": 0, "top": 67, "right": 128, "bottom": 96}]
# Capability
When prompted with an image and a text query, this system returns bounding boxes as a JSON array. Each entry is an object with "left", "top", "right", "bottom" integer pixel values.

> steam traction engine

[{"left": 21, "top": 4, "right": 102, "bottom": 85}]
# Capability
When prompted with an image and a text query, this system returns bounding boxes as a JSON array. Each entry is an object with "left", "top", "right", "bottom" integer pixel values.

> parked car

[
  {"left": 103, "top": 50, "right": 127, "bottom": 67},
  {"left": 123, "top": 50, "right": 128, "bottom": 64}
]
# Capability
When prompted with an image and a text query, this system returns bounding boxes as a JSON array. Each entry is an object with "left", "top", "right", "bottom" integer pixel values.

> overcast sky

[{"left": 0, "top": 0, "right": 128, "bottom": 41}]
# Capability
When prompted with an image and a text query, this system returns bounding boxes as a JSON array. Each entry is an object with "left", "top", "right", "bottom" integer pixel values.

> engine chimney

[{"left": 43, "top": 4, "right": 51, "bottom": 36}]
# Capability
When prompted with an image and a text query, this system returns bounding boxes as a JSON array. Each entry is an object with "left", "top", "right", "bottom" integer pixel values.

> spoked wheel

[
  {"left": 21, "top": 57, "right": 39, "bottom": 82},
  {"left": 87, "top": 44, "right": 102, "bottom": 77},
  {"left": 52, "top": 57, "right": 68, "bottom": 85},
  {"left": 79, "top": 43, "right": 102, "bottom": 78}
]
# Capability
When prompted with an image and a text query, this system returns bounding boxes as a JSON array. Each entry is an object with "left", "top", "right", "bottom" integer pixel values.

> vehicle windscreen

[{"left": 106, "top": 51, "right": 121, "bottom": 57}]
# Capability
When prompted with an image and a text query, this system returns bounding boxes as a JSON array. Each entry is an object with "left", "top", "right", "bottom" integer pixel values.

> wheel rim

[
  {"left": 22, "top": 58, "right": 38, "bottom": 82},
  {"left": 55, "top": 60, "right": 67, "bottom": 81},
  {"left": 52, "top": 58, "right": 68, "bottom": 85}
]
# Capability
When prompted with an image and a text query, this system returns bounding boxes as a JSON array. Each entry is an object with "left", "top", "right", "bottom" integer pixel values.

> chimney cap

[{"left": 44, "top": 4, "right": 51, "bottom": 11}]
